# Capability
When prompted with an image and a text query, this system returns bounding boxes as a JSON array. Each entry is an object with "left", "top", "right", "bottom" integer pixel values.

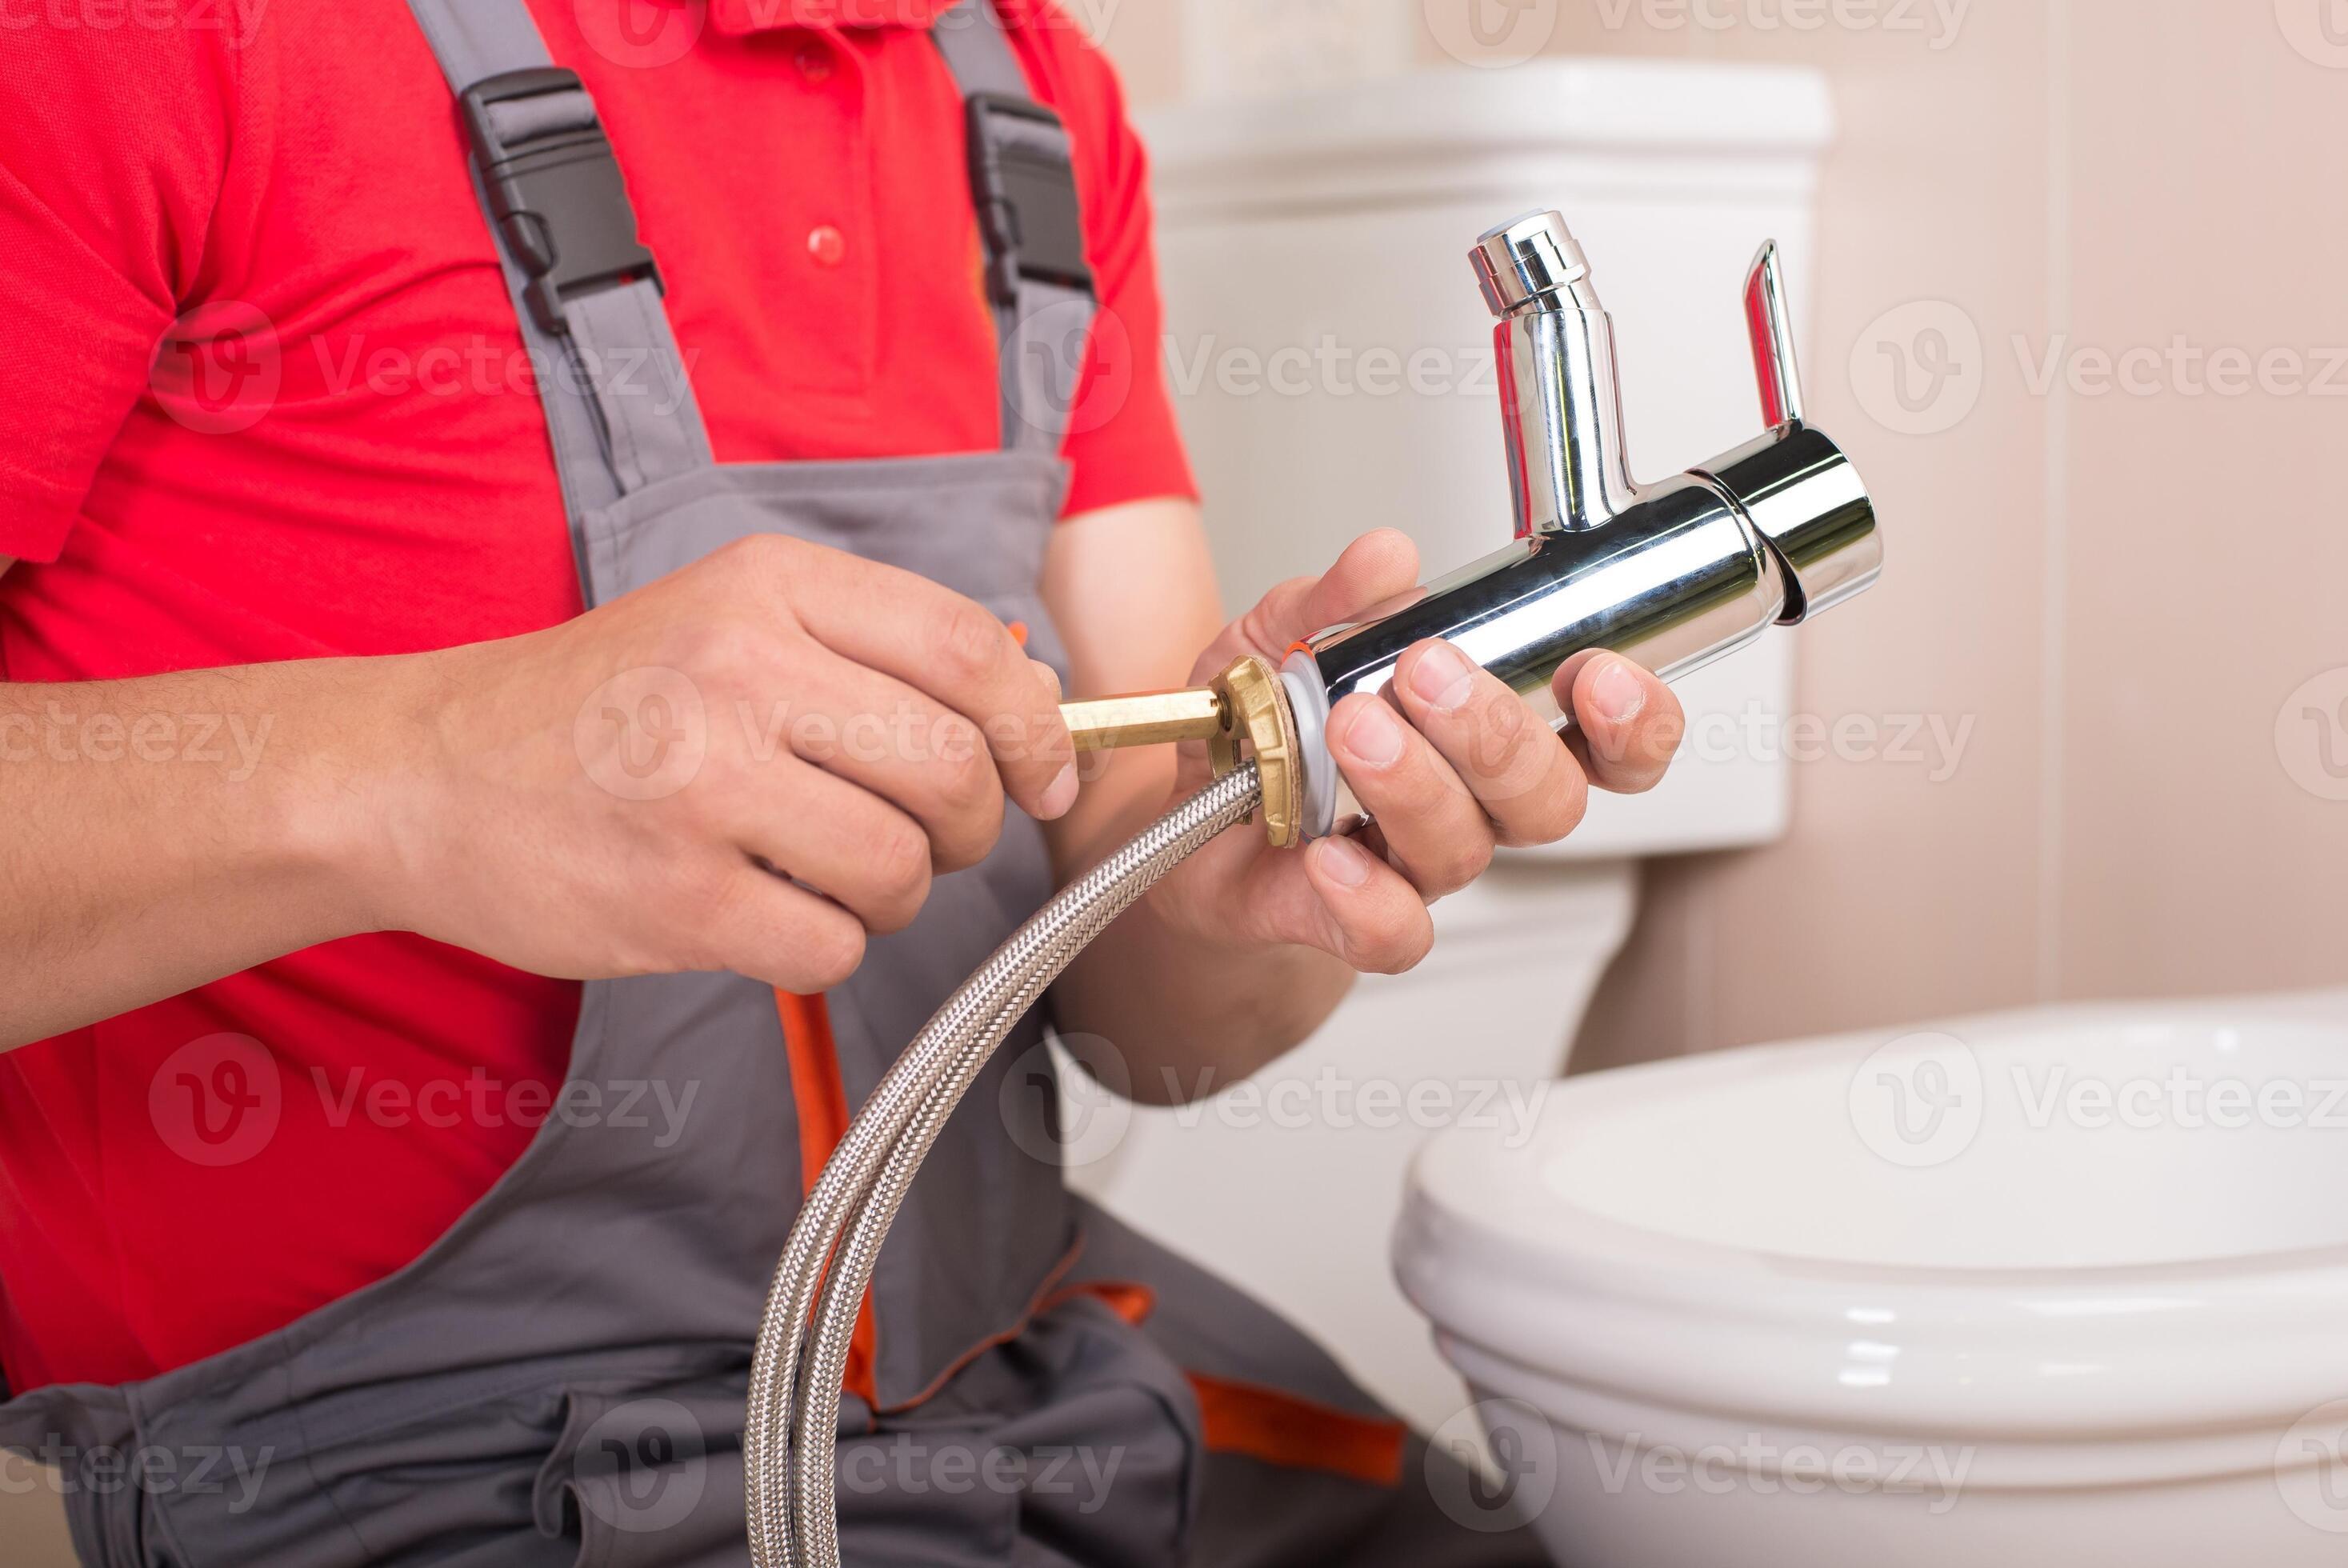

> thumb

[{"left": 1237, "top": 529, "right": 1421, "bottom": 657}]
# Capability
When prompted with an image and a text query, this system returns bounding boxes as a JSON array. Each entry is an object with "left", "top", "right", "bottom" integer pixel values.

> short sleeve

[
  {"left": 1019, "top": 9, "right": 1200, "bottom": 519},
  {"left": 0, "top": 29, "right": 235, "bottom": 560}
]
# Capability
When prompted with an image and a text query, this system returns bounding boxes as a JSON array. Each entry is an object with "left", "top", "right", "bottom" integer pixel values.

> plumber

[{"left": 0, "top": 1, "right": 1686, "bottom": 1562}]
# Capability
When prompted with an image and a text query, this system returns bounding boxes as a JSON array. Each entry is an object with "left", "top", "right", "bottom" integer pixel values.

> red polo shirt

[{"left": 0, "top": 0, "right": 1193, "bottom": 1391}]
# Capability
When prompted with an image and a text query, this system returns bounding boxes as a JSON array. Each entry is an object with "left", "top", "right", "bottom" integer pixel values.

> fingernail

[
  {"left": 1314, "top": 834, "right": 1374, "bottom": 889},
  {"left": 1039, "top": 762, "right": 1078, "bottom": 819},
  {"left": 1589, "top": 657, "right": 1646, "bottom": 726},
  {"left": 1340, "top": 699, "right": 1406, "bottom": 770},
  {"left": 1031, "top": 658, "right": 1062, "bottom": 700},
  {"left": 1408, "top": 642, "right": 1477, "bottom": 713}
]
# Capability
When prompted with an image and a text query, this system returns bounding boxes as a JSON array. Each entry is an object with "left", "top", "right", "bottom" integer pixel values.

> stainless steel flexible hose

[{"left": 746, "top": 762, "right": 1268, "bottom": 1568}]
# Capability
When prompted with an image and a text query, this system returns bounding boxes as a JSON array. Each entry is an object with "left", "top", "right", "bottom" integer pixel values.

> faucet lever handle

[
  {"left": 1743, "top": 239, "right": 1805, "bottom": 429},
  {"left": 1702, "top": 238, "right": 1882, "bottom": 624}
]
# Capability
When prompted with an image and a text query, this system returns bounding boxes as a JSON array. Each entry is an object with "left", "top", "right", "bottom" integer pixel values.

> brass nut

[{"left": 1210, "top": 655, "right": 1302, "bottom": 849}]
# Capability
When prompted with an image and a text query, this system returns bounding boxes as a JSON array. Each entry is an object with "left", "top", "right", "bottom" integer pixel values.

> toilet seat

[{"left": 1395, "top": 997, "right": 2348, "bottom": 1541}]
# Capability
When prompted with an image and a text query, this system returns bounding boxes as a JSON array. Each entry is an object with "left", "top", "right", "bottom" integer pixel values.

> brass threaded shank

[{"left": 1056, "top": 654, "right": 1302, "bottom": 849}]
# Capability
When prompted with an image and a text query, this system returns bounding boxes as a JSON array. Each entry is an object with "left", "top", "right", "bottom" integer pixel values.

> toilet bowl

[
  {"left": 1063, "top": 58, "right": 1837, "bottom": 1434},
  {"left": 1395, "top": 990, "right": 2348, "bottom": 1566}
]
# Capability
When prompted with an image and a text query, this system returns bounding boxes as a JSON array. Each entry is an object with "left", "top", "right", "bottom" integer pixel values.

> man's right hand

[{"left": 364, "top": 534, "right": 1077, "bottom": 994}]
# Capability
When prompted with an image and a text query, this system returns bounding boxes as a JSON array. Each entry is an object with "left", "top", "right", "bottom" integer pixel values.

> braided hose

[{"left": 747, "top": 763, "right": 1267, "bottom": 1568}]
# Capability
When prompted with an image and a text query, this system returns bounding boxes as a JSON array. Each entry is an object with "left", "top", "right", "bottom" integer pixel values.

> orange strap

[
  {"left": 774, "top": 990, "right": 878, "bottom": 1406},
  {"left": 1186, "top": 1372, "right": 1408, "bottom": 1489},
  {"left": 1053, "top": 1277, "right": 1407, "bottom": 1490}
]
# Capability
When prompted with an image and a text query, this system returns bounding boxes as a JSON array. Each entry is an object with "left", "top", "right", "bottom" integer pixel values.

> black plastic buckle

[
  {"left": 459, "top": 67, "right": 662, "bottom": 337},
  {"left": 965, "top": 92, "right": 1094, "bottom": 310}
]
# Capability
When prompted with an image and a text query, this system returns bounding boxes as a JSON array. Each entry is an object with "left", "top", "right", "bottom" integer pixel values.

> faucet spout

[{"left": 1472, "top": 211, "right": 1640, "bottom": 534}]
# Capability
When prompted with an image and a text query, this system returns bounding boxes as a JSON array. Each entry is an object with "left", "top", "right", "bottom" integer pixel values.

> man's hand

[
  {"left": 377, "top": 534, "right": 1076, "bottom": 994},
  {"left": 1149, "top": 529, "right": 1686, "bottom": 975}
]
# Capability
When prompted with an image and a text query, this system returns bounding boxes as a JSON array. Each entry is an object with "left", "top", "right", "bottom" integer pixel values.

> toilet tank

[{"left": 1144, "top": 58, "right": 1837, "bottom": 855}]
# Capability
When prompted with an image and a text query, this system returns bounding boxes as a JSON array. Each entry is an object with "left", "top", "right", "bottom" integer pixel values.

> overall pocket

[{"left": 538, "top": 1383, "right": 749, "bottom": 1568}]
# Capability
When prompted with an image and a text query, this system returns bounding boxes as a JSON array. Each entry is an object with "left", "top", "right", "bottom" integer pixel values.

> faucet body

[{"left": 1278, "top": 210, "right": 1882, "bottom": 840}]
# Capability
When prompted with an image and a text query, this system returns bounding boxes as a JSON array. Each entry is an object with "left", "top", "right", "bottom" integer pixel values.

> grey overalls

[{"left": 0, "top": 3, "right": 1550, "bottom": 1563}]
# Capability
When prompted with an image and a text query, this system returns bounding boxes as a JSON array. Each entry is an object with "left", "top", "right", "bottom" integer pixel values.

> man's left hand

[{"left": 1149, "top": 529, "right": 1686, "bottom": 974}]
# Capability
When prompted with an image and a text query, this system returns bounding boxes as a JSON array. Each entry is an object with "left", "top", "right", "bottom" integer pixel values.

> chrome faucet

[{"left": 1275, "top": 209, "right": 1885, "bottom": 839}]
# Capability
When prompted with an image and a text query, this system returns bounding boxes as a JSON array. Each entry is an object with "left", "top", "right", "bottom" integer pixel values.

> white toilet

[
  {"left": 1060, "top": 60, "right": 1838, "bottom": 1432},
  {"left": 1397, "top": 990, "right": 2348, "bottom": 1565}
]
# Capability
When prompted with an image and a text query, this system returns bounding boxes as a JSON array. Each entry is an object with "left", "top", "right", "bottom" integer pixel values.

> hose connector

[
  {"left": 1208, "top": 656, "right": 1302, "bottom": 849},
  {"left": 1059, "top": 654, "right": 1304, "bottom": 848}
]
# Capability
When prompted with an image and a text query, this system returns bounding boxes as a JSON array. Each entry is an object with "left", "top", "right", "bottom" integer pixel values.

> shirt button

[
  {"left": 794, "top": 42, "right": 833, "bottom": 82},
  {"left": 807, "top": 225, "right": 846, "bottom": 268}
]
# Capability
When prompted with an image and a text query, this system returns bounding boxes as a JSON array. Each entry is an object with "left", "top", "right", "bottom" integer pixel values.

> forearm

[{"left": 0, "top": 655, "right": 415, "bottom": 1047}]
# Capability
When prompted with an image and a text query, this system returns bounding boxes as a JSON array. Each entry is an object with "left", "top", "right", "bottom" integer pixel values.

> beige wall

[{"left": 1098, "top": 0, "right": 2348, "bottom": 1065}]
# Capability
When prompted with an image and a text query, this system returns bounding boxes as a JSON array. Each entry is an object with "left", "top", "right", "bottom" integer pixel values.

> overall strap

[
  {"left": 931, "top": 1, "right": 1100, "bottom": 456},
  {"left": 406, "top": 0, "right": 714, "bottom": 515}
]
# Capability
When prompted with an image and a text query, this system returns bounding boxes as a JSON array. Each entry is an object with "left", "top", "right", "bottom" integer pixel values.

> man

[{"left": 0, "top": 0, "right": 1684, "bottom": 1562}]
